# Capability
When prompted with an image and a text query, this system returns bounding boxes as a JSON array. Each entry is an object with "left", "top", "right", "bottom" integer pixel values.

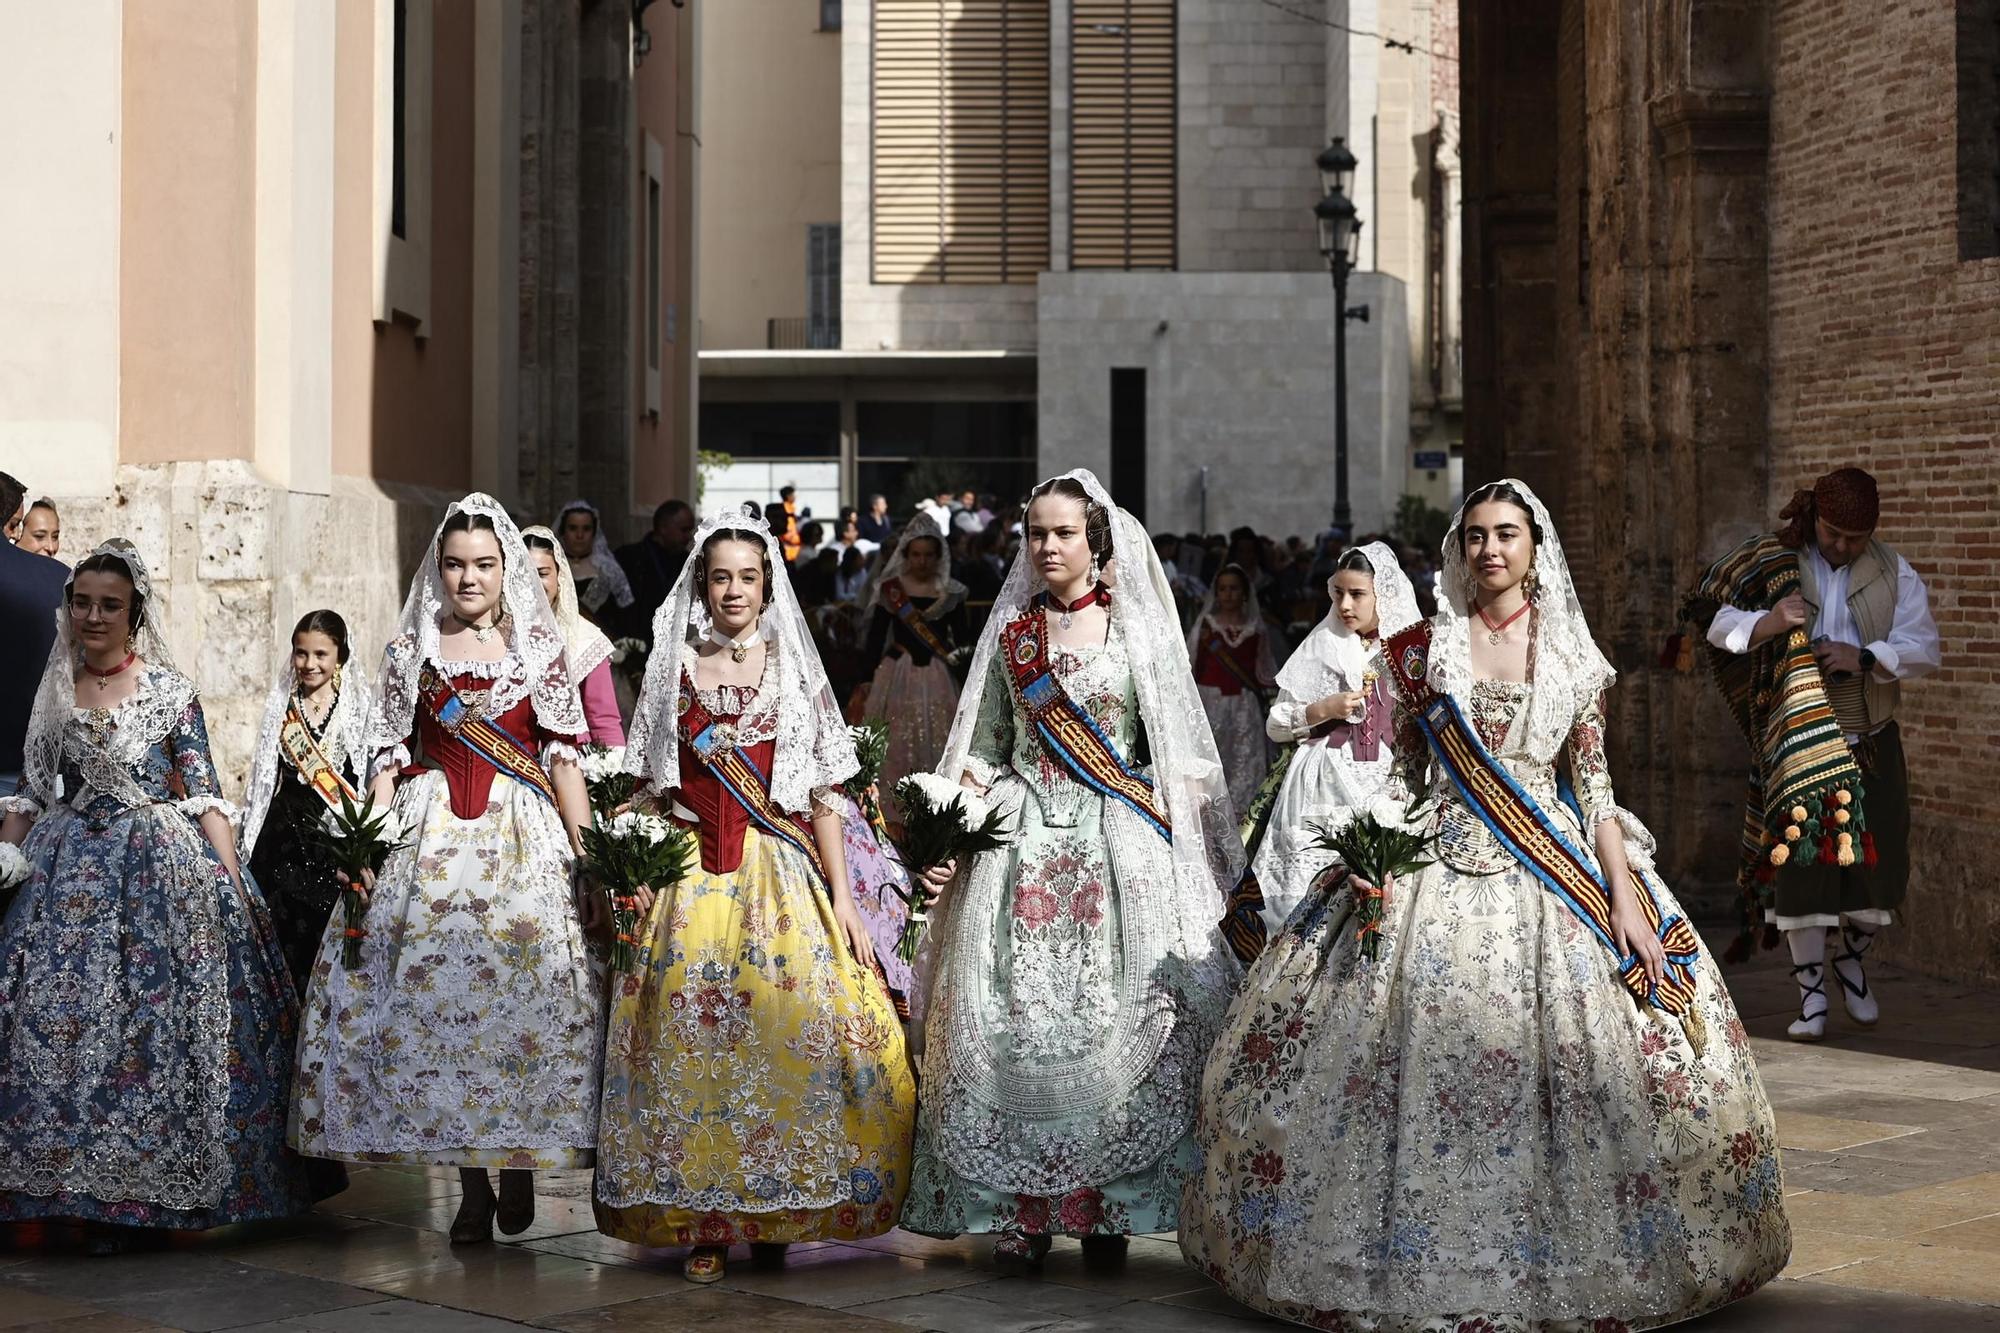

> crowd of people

[{"left": 0, "top": 460, "right": 1939, "bottom": 1332}]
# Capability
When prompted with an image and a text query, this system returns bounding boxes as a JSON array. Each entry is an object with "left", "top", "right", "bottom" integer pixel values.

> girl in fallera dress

[
  {"left": 1178, "top": 481, "right": 1790, "bottom": 1332},
  {"left": 239, "top": 610, "right": 374, "bottom": 988},
  {"left": 524, "top": 525, "right": 626, "bottom": 748},
  {"left": 595, "top": 510, "right": 916, "bottom": 1284},
  {"left": 1248, "top": 543, "right": 1421, "bottom": 932},
  {"left": 1188, "top": 563, "right": 1279, "bottom": 815},
  {"left": 858, "top": 514, "right": 968, "bottom": 829},
  {"left": 901, "top": 470, "right": 1240, "bottom": 1264},
  {"left": 556, "top": 498, "right": 636, "bottom": 628},
  {"left": 0, "top": 542, "right": 329, "bottom": 1252},
  {"left": 290, "top": 495, "right": 606, "bottom": 1245}
]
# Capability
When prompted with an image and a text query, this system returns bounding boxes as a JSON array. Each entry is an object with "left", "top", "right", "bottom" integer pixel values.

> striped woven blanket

[{"left": 1683, "top": 533, "right": 1867, "bottom": 957}]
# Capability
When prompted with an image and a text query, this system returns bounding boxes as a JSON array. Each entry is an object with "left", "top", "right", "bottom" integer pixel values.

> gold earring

[{"left": 1523, "top": 568, "right": 1540, "bottom": 599}]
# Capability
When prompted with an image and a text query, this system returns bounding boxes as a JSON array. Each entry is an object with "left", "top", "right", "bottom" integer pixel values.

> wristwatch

[{"left": 1857, "top": 648, "right": 1877, "bottom": 674}]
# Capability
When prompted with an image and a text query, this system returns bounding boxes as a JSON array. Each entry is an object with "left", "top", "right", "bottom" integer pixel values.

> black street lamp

[{"left": 1315, "top": 137, "right": 1369, "bottom": 536}]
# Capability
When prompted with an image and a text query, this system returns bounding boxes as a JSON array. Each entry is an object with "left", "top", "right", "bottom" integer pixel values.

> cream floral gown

[
  {"left": 905, "top": 618, "right": 1234, "bottom": 1237},
  {"left": 1179, "top": 666, "right": 1791, "bottom": 1330}
]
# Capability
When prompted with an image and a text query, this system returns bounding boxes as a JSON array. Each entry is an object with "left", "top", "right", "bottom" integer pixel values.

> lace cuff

[
  {"left": 543, "top": 740, "right": 583, "bottom": 768},
  {"left": 369, "top": 744, "right": 412, "bottom": 784},
  {"left": 1266, "top": 698, "right": 1311, "bottom": 742},
  {"left": 961, "top": 753, "right": 1003, "bottom": 789},
  {"left": 0, "top": 794, "right": 43, "bottom": 818},
  {"left": 811, "top": 785, "right": 845, "bottom": 817},
  {"left": 1598, "top": 802, "right": 1660, "bottom": 874},
  {"left": 178, "top": 795, "right": 238, "bottom": 822}
]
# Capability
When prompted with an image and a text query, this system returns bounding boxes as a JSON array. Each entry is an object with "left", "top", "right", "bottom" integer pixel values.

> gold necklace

[{"left": 453, "top": 610, "right": 505, "bottom": 643}]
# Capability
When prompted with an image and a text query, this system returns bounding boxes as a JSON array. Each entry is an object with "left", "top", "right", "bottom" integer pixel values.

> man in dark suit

[
  {"left": 614, "top": 499, "right": 695, "bottom": 643},
  {"left": 0, "top": 522, "right": 69, "bottom": 796}
]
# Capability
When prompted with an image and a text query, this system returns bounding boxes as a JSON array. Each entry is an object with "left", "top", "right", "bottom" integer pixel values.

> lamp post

[{"left": 1315, "top": 137, "right": 1367, "bottom": 535}]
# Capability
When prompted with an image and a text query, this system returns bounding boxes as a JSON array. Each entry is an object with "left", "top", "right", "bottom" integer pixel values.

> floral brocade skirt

[
  {"left": 592, "top": 826, "right": 916, "bottom": 1246},
  {"left": 1177, "top": 846, "right": 1791, "bottom": 1332},
  {"left": 865, "top": 654, "right": 959, "bottom": 828},
  {"left": 1199, "top": 684, "right": 1274, "bottom": 817},
  {"left": 290, "top": 771, "right": 605, "bottom": 1169}
]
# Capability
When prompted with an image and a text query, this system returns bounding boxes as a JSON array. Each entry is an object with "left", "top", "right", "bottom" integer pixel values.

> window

[
  {"left": 1109, "top": 368, "right": 1147, "bottom": 521},
  {"left": 807, "top": 223, "right": 841, "bottom": 348},
  {"left": 644, "top": 134, "right": 666, "bottom": 413},
  {"left": 856, "top": 401, "right": 1037, "bottom": 513},
  {"left": 821, "top": 0, "right": 843, "bottom": 31},
  {"left": 391, "top": 0, "right": 408, "bottom": 239},
  {"left": 1071, "top": 0, "right": 1175, "bottom": 270},
  {"left": 1959, "top": 0, "right": 2000, "bottom": 260},
  {"left": 872, "top": 0, "right": 1051, "bottom": 284}
]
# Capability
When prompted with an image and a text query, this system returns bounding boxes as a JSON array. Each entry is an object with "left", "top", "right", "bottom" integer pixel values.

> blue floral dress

[{"left": 0, "top": 666, "right": 327, "bottom": 1228}]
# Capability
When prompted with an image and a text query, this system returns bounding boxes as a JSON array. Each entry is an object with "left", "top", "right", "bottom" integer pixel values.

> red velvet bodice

[
  {"left": 1195, "top": 632, "right": 1265, "bottom": 696},
  {"left": 401, "top": 673, "right": 548, "bottom": 820},
  {"left": 672, "top": 735, "right": 779, "bottom": 876}
]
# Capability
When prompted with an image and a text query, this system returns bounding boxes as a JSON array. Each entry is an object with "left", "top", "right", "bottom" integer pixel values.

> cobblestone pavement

[{"left": 8, "top": 942, "right": 2000, "bottom": 1331}]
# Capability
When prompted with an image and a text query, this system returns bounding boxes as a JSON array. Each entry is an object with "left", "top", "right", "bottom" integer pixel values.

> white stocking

[{"left": 1786, "top": 927, "right": 1829, "bottom": 1023}]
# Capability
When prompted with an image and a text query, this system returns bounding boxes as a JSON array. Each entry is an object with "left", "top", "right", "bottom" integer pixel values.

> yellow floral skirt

[{"left": 593, "top": 825, "right": 916, "bottom": 1246}]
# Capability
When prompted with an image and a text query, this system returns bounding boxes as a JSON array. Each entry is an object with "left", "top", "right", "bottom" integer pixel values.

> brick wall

[{"left": 1767, "top": 0, "right": 2000, "bottom": 980}]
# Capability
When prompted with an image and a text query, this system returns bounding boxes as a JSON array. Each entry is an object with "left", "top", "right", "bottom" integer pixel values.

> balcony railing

[{"left": 768, "top": 317, "right": 840, "bottom": 350}]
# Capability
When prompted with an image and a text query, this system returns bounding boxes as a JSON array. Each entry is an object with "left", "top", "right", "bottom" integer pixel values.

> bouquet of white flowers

[
  {"left": 578, "top": 806, "right": 697, "bottom": 971},
  {"left": 887, "top": 773, "right": 1013, "bottom": 963},
  {"left": 579, "top": 744, "right": 637, "bottom": 815},
  {"left": 0, "top": 839, "right": 31, "bottom": 908},
  {"left": 317, "top": 791, "right": 412, "bottom": 969},
  {"left": 1310, "top": 796, "right": 1437, "bottom": 963}
]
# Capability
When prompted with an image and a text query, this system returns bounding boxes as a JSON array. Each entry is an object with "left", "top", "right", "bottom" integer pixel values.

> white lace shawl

[
  {"left": 1274, "top": 541, "right": 1424, "bottom": 704},
  {"left": 556, "top": 498, "right": 635, "bottom": 613},
  {"left": 367, "top": 494, "right": 587, "bottom": 760},
  {"left": 1185, "top": 562, "right": 1280, "bottom": 690},
  {"left": 938, "top": 469, "right": 1245, "bottom": 909},
  {"left": 523, "top": 524, "right": 614, "bottom": 679},
  {"left": 624, "top": 505, "right": 858, "bottom": 815},
  {"left": 1431, "top": 480, "right": 1615, "bottom": 767},
  {"left": 867, "top": 512, "right": 967, "bottom": 614},
  {"left": 238, "top": 644, "right": 374, "bottom": 859},
  {"left": 17, "top": 539, "right": 185, "bottom": 813}
]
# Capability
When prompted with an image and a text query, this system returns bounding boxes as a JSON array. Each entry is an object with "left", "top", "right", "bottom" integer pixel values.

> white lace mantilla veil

[
  {"left": 18, "top": 538, "right": 195, "bottom": 810},
  {"left": 1185, "top": 560, "right": 1273, "bottom": 658},
  {"left": 367, "top": 494, "right": 587, "bottom": 759},
  {"left": 1274, "top": 540, "right": 1423, "bottom": 704},
  {"left": 866, "top": 512, "right": 965, "bottom": 612},
  {"left": 238, "top": 634, "right": 375, "bottom": 859},
  {"left": 522, "top": 524, "right": 615, "bottom": 680},
  {"left": 623, "top": 505, "right": 858, "bottom": 814},
  {"left": 937, "top": 466, "right": 1246, "bottom": 911},
  {"left": 556, "top": 498, "right": 635, "bottom": 613}
]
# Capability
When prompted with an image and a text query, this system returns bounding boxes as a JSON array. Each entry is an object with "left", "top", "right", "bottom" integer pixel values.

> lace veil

[
  {"left": 1184, "top": 560, "right": 1277, "bottom": 664},
  {"left": 938, "top": 467, "right": 1245, "bottom": 896},
  {"left": 625, "top": 505, "right": 858, "bottom": 814},
  {"left": 19, "top": 539, "right": 187, "bottom": 807},
  {"left": 867, "top": 513, "right": 966, "bottom": 613},
  {"left": 1433, "top": 480, "right": 1615, "bottom": 765},
  {"left": 556, "top": 498, "right": 635, "bottom": 614},
  {"left": 368, "top": 494, "right": 586, "bottom": 757},
  {"left": 239, "top": 632, "right": 375, "bottom": 858},
  {"left": 1274, "top": 541, "right": 1423, "bottom": 703},
  {"left": 523, "top": 524, "right": 615, "bottom": 680}
]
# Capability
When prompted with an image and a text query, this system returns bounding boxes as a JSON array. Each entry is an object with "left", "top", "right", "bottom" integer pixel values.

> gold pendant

[
  {"left": 730, "top": 643, "right": 748, "bottom": 664},
  {"left": 1488, "top": 629, "right": 1503, "bottom": 646}
]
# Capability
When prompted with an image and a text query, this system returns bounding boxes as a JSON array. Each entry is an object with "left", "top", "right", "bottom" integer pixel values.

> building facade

[
  {"left": 696, "top": 0, "right": 1460, "bottom": 537},
  {"left": 0, "top": 0, "right": 697, "bottom": 785},
  {"left": 1461, "top": 0, "right": 2000, "bottom": 980}
]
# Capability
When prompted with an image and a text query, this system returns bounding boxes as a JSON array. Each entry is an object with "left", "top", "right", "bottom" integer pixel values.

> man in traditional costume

[{"left": 1684, "top": 466, "right": 1940, "bottom": 1040}]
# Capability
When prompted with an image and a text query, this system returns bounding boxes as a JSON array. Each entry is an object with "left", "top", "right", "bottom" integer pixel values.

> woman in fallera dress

[
  {"left": 595, "top": 510, "right": 915, "bottom": 1284},
  {"left": 240, "top": 610, "right": 374, "bottom": 988},
  {"left": 524, "top": 524, "right": 626, "bottom": 748},
  {"left": 290, "top": 495, "right": 606, "bottom": 1245},
  {"left": 902, "top": 469, "right": 1240, "bottom": 1264},
  {"left": 1188, "top": 563, "right": 1279, "bottom": 815},
  {"left": 1247, "top": 543, "right": 1421, "bottom": 933},
  {"left": 557, "top": 498, "right": 637, "bottom": 629},
  {"left": 1178, "top": 481, "right": 1790, "bottom": 1332},
  {"left": 857, "top": 514, "right": 968, "bottom": 830},
  {"left": 0, "top": 542, "right": 328, "bottom": 1251}
]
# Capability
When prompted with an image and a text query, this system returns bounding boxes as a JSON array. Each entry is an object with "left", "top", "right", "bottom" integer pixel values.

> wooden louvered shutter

[
  {"left": 873, "top": 0, "right": 1052, "bottom": 284},
  {"left": 1071, "top": 0, "right": 1175, "bottom": 270}
]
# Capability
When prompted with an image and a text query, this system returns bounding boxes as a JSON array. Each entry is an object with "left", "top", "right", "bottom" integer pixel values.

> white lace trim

[
  {"left": 178, "top": 795, "right": 237, "bottom": 822},
  {"left": 0, "top": 795, "right": 42, "bottom": 818}
]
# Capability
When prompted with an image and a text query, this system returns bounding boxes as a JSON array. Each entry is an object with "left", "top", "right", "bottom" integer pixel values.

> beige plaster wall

[{"left": 699, "top": 0, "right": 841, "bottom": 350}]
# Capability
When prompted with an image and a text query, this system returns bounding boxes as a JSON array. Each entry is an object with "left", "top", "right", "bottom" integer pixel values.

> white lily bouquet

[
  {"left": 0, "top": 840, "right": 32, "bottom": 907},
  {"left": 317, "top": 792, "right": 412, "bottom": 969},
  {"left": 579, "top": 744, "right": 637, "bottom": 815},
  {"left": 887, "top": 773, "right": 1014, "bottom": 964},
  {"left": 578, "top": 807, "right": 697, "bottom": 972}
]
